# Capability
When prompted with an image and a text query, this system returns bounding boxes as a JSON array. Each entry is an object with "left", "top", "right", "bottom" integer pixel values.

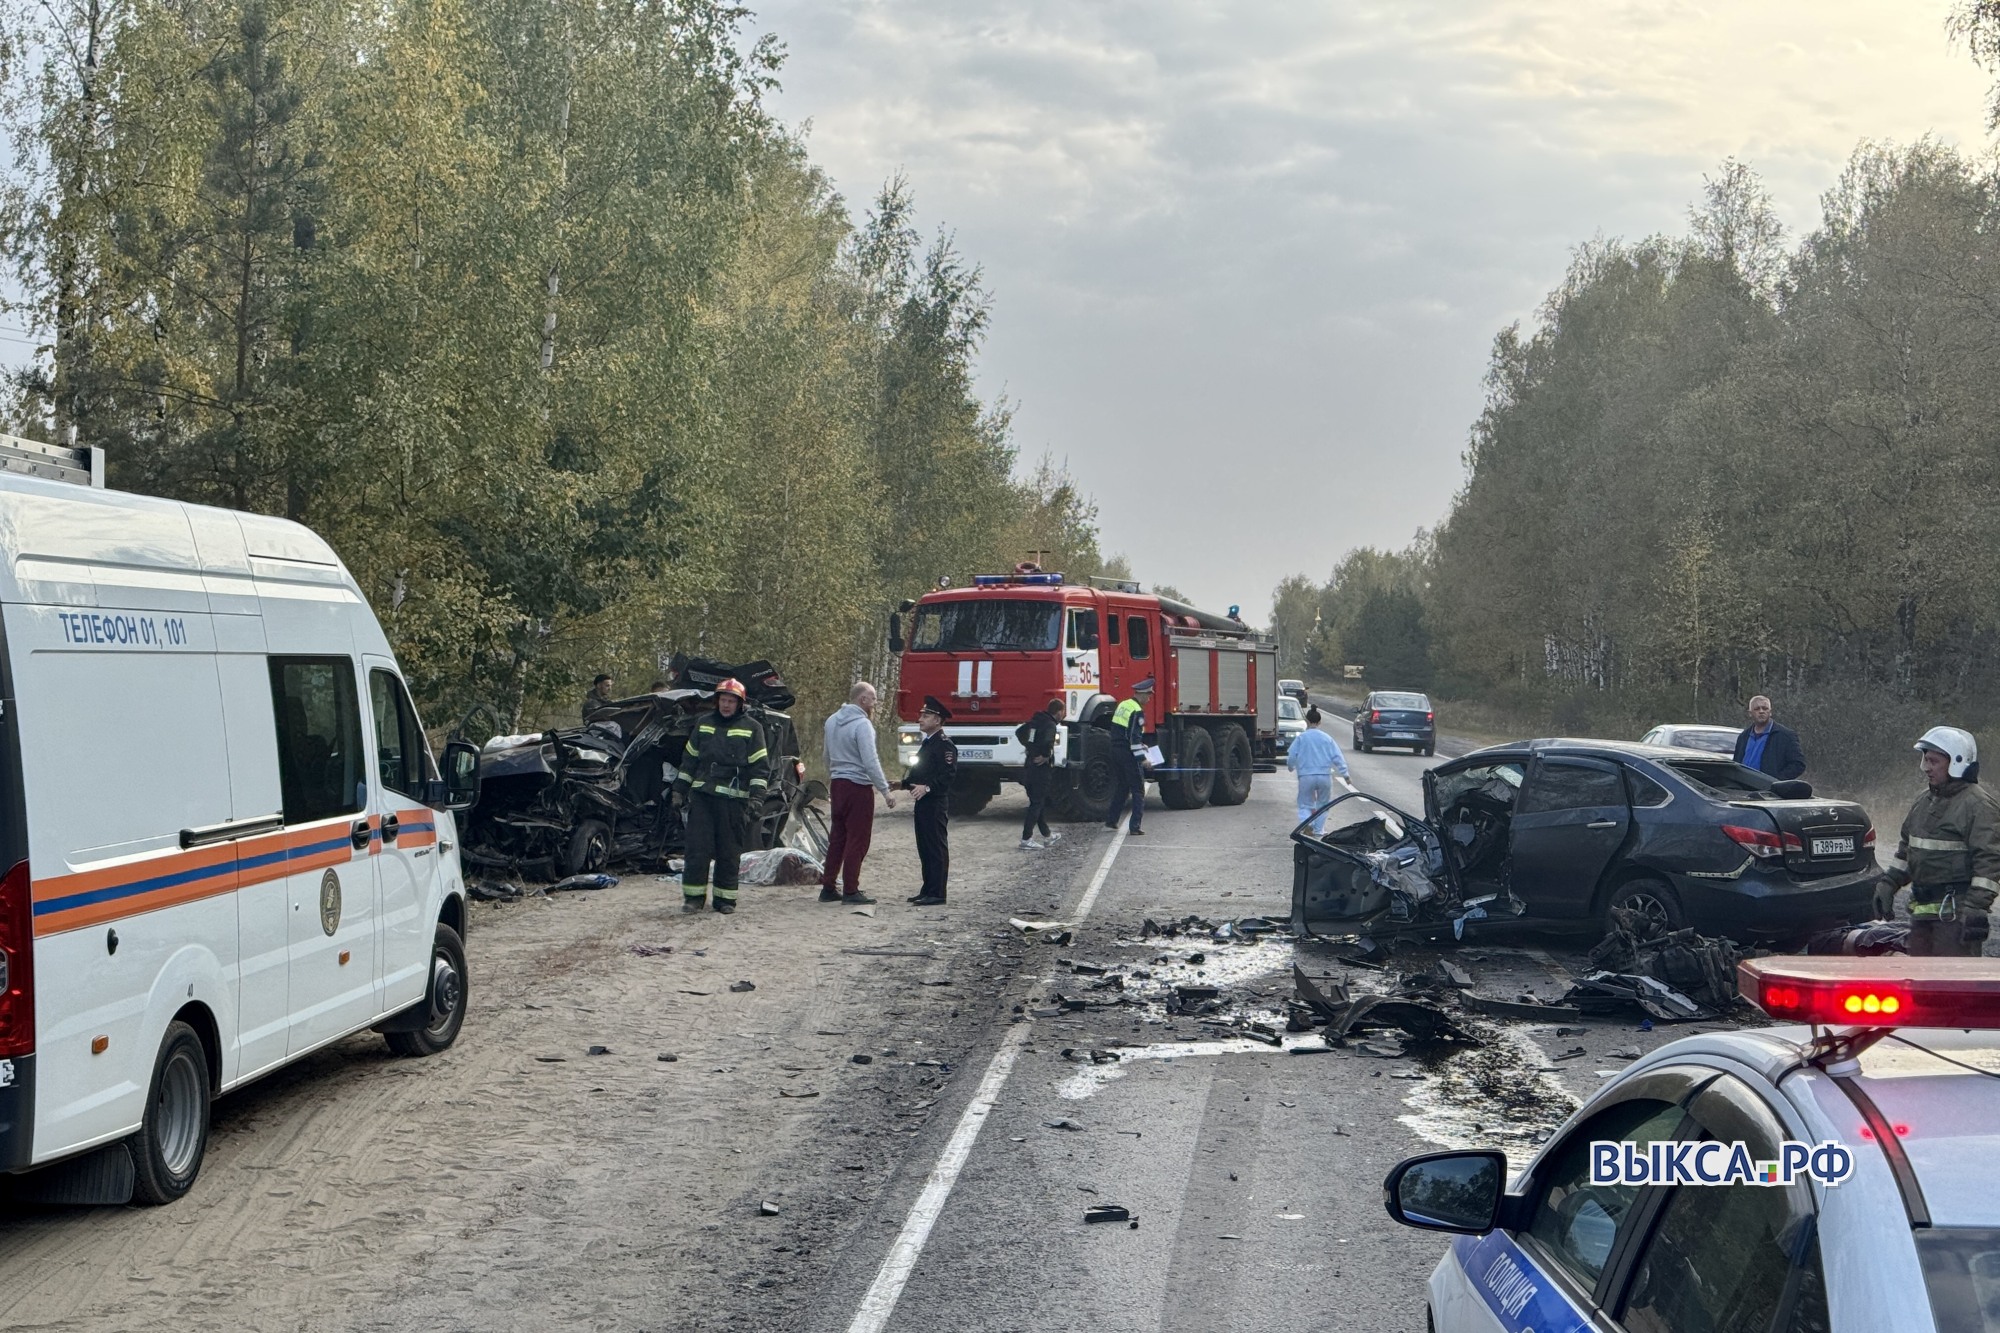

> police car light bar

[{"left": 1740, "top": 956, "right": 2000, "bottom": 1029}]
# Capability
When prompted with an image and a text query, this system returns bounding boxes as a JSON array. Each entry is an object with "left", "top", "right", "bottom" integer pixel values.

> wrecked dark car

[
  {"left": 1292, "top": 739, "right": 1878, "bottom": 944},
  {"left": 458, "top": 658, "right": 828, "bottom": 879}
]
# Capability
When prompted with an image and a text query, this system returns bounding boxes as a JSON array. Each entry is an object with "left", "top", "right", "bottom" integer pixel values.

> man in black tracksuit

[
  {"left": 1016, "top": 696, "right": 1066, "bottom": 849},
  {"left": 900, "top": 696, "right": 958, "bottom": 906},
  {"left": 674, "top": 678, "right": 770, "bottom": 915}
]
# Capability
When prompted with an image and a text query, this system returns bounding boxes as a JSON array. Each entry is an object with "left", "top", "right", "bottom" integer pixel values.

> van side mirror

[
  {"left": 1383, "top": 1150, "right": 1505, "bottom": 1235},
  {"left": 436, "top": 739, "right": 481, "bottom": 811},
  {"left": 888, "top": 613, "right": 905, "bottom": 655},
  {"left": 897, "top": 599, "right": 916, "bottom": 615}
]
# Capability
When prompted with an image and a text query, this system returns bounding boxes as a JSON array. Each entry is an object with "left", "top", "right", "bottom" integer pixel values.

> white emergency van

[{"left": 0, "top": 436, "right": 481, "bottom": 1204}]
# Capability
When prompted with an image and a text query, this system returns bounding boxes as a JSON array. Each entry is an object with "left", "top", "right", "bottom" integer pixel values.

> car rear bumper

[
  {"left": 1668, "top": 865, "right": 1876, "bottom": 940},
  {"left": 1359, "top": 725, "right": 1435, "bottom": 747}
]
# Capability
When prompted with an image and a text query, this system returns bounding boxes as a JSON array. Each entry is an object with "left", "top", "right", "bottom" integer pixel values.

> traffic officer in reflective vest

[
  {"left": 674, "top": 678, "right": 770, "bottom": 915},
  {"left": 1877, "top": 726, "right": 2000, "bottom": 955},
  {"left": 1103, "top": 678, "right": 1154, "bottom": 836},
  {"left": 900, "top": 696, "right": 958, "bottom": 906}
]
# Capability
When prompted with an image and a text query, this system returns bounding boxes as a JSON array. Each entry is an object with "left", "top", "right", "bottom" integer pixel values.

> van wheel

[
  {"left": 564, "top": 819, "right": 611, "bottom": 877},
  {"left": 1604, "top": 878, "right": 1685, "bottom": 936},
  {"left": 386, "top": 923, "right": 470, "bottom": 1057},
  {"left": 130, "top": 1021, "right": 210, "bottom": 1205}
]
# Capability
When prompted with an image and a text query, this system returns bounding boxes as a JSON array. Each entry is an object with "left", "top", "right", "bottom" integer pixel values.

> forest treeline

[
  {"left": 0, "top": 0, "right": 1109, "bottom": 733},
  {"left": 1274, "top": 135, "right": 2000, "bottom": 782}
]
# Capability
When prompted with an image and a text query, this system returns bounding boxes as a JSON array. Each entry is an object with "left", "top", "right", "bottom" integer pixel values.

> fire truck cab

[{"left": 891, "top": 572, "right": 1277, "bottom": 821}]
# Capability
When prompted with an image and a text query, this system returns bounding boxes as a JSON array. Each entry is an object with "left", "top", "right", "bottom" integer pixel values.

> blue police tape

[{"left": 1589, "top": 1139, "right": 1854, "bottom": 1187}]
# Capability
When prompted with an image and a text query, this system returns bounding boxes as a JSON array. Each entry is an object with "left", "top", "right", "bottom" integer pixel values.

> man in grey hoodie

[{"left": 819, "top": 681, "right": 896, "bottom": 905}]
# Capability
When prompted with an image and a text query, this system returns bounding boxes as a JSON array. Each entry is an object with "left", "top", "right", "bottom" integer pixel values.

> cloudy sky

[{"left": 750, "top": 1, "right": 1993, "bottom": 616}]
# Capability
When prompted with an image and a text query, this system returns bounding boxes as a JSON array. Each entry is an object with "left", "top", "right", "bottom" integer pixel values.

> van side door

[
  {"left": 365, "top": 661, "right": 437, "bottom": 1017},
  {"left": 268, "top": 655, "right": 380, "bottom": 1054}
]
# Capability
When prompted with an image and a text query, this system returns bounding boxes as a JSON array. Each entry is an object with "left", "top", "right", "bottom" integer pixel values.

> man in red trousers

[{"left": 818, "top": 681, "right": 895, "bottom": 905}]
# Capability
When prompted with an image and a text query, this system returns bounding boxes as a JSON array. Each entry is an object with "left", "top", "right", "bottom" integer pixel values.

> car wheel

[
  {"left": 130, "top": 1021, "right": 211, "bottom": 1205},
  {"left": 563, "top": 818, "right": 610, "bottom": 877},
  {"left": 386, "top": 923, "right": 470, "bottom": 1057},
  {"left": 1604, "top": 878, "right": 1685, "bottom": 935}
]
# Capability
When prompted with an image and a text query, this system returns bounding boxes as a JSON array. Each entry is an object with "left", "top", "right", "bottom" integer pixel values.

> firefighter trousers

[
  {"left": 683, "top": 791, "right": 747, "bottom": 904},
  {"left": 914, "top": 793, "right": 950, "bottom": 899},
  {"left": 1909, "top": 886, "right": 1991, "bottom": 957}
]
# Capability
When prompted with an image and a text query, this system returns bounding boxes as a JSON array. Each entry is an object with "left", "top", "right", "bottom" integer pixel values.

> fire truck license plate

[
  {"left": 1812, "top": 836, "right": 1854, "bottom": 857},
  {"left": 960, "top": 748, "right": 993, "bottom": 760}
]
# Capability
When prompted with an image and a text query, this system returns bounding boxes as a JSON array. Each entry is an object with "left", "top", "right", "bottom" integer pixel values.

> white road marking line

[{"left": 844, "top": 826, "right": 1128, "bottom": 1333}]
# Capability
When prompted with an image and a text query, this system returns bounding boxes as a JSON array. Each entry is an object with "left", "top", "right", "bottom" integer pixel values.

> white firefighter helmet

[{"left": 1915, "top": 726, "right": 1979, "bottom": 779}]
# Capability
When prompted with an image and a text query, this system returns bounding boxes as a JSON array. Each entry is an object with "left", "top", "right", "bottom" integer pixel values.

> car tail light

[
  {"left": 0, "top": 860, "right": 32, "bottom": 1059},
  {"left": 1426, "top": 712, "right": 1434, "bottom": 722},
  {"left": 1742, "top": 956, "right": 2000, "bottom": 1028},
  {"left": 1864, "top": 827, "right": 1877, "bottom": 847},
  {"left": 1723, "top": 823, "right": 1802, "bottom": 859},
  {"left": 1370, "top": 710, "right": 1380, "bottom": 722}
]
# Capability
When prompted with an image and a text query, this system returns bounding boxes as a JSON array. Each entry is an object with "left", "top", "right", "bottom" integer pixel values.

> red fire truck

[{"left": 889, "top": 571, "right": 1278, "bottom": 820}]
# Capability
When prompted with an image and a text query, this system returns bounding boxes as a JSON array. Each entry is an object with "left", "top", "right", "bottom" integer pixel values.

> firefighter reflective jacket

[
  {"left": 1886, "top": 778, "right": 2000, "bottom": 912},
  {"left": 676, "top": 709, "right": 770, "bottom": 802}
]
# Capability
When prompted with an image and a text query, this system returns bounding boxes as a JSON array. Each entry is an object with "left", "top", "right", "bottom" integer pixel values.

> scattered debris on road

[{"left": 1083, "top": 1204, "right": 1132, "bottom": 1224}]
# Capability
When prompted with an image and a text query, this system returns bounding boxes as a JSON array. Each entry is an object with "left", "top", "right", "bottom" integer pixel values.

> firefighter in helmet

[
  {"left": 1876, "top": 726, "right": 2000, "bottom": 956},
  {"left": 673, "top": 678, "right": 770, "bottom": 915}
]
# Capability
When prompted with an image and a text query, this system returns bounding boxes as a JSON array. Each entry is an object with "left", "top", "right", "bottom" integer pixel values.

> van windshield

[{"left": 910, "top": 599, "right": 1061, "bottom": 653}]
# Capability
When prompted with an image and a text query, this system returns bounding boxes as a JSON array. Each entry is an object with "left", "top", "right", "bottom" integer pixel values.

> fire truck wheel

[
  {"left": 1056, "top": 731, "right": 1119, "bottom": 822},
  {"left": 130, "top": 1021, "right": 211, "bottom": 1205},
  {"left": 948, "top": 776, "right": 999, "bottom": 819},
  {"left": 1160, "top": 727, "right": 1213, "bottom": 809},
  {"left": 1209, "top": 725, "right": 1254, "bottom": 806}
]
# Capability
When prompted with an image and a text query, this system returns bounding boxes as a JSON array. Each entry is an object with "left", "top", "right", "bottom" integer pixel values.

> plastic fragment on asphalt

[
  {"left": 1606, "top": 1046, "right": 1641, "bottom": 1059},
  {"left": 534, "top": 1055, "right": 566, "bottom": 1063},
  {"left": 851, "top": 1054, "right": 873, "bottom": 1064},
  {"left": 1083, "top": 1205, "right": 1132, "bottom": 1224},
  {"left": 759, "top": 1201, "right": 780, "bottom": 1216},
  {"left": 587, "top": 1045, "right": 612, "bottom": 1056},
  {"left": 658, "top": 1053, "right": 678, "bottom": 1062},
  {"left": 1046, "top": 1118, "right": 1085, "bottom": 1131},
  {"left": 729, "top": 980, "right": 756, "bottom": 993}
]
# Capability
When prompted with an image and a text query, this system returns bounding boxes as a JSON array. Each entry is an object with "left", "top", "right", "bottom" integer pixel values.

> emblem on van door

[{"left": 319, "top": 869, "right": 342, "bottom": 936}]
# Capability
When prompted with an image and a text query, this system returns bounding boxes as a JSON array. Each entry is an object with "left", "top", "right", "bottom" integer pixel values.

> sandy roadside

[{"left": 0, "top": 797, "right": 1093, "bottom": 1333}]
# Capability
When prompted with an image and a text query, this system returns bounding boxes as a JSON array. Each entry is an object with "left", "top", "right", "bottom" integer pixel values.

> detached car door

[{"left": 1509, "top": 757, "right": 1630, "bottom": 918}]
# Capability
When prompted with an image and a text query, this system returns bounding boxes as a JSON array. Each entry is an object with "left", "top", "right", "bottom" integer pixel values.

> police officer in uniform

[
  {"left": 673, "top": 678, "right": 770, "bottom": 915},
  {"left": 1876, "top": 726, "right": 2000, "bottom": 956},
  {"left": 1102, "top": 678, "right": 1154, "bottom": 836},
  {"left": 900, "top": 696, "right": 958, "bottom": 906}
]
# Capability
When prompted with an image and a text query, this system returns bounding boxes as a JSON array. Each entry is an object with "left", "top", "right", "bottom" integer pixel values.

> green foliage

[{"left": 0, "top": 0, "right": 1103, "bottom": 733}]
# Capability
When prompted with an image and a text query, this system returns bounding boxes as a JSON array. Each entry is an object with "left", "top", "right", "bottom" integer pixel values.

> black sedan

[
  {"left": 1291, "top": 738, "right": 1877, "bottom": 942},
  {"left": 1353, "top": 690, "right": 1435, "bottom": 755}
]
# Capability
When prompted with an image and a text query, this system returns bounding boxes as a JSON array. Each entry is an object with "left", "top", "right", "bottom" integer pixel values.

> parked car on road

[
  {"left": 1638, "top": 722, "right": 1739, "bottom": 755},
  {"left": 1278, "top": 678, "right": 1310, "bottom": 709},
  {"left": 1276, "top": 696, "right": 1308, "bottom": 755},
  {"left": 1292, "top": 738, "right": 1877, "bottom": 942},
  {"left": 1353, "top": 690, "right": 1436, "bottom": 755}
]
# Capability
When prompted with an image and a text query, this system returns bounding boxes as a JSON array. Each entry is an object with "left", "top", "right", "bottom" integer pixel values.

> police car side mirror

[
  {"left": 1383, "top": 1150, "right": 1506, "bottom": 1235},
  {"left": 437, "top": 739, "right": 482, "bottom": 811}
]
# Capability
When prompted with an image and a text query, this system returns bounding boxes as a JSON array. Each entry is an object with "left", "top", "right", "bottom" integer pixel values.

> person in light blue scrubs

[{"left": 1286, "top": 707, "right": 1350, "bottom": 833}]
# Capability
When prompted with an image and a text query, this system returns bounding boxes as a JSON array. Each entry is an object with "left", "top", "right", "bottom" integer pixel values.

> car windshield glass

[
  {"left": 1374, "top": 693, "right": 1428, "bottom": 710},
  {"left": 1676, "top": 728, "right": 1740, "bottom": 755},
  {"left": 1918, "top": 1229, "right": 2000, "bottom": 1332},
  {"left": 1279, "top": 699, "right": 1302, "bottom": 720},
  {"left": 910, "top": 599, "right": 1062, "bottom": 652},
  {"left": 1666, "top": 759, "right": 1776, "bottom": 800}
]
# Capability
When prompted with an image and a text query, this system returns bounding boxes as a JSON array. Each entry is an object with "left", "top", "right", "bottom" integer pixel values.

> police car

[{"left": 1383, "top": 957, "right": 2000, "bottom": 1333}]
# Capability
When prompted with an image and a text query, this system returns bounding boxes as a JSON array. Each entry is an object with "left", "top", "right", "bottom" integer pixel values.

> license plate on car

[
  {"left": 1387, "top": 731, "right": 1416, "bottom": 739},
  {"left": 960, "top": 748, "right": 993, "bottom": 760},
  {"left": 1811, "top": 836, "right": 1854, "bottom": 857}
]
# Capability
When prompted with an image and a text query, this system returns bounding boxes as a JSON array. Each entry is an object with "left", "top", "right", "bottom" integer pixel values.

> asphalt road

[{"left": 798, "top": 728, "right": 1602, "bottom": 1333}]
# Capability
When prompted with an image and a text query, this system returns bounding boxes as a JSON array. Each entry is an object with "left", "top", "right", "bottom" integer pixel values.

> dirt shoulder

[{"left": 0, "top": 802, "right": 1091, "bottom": 1333}]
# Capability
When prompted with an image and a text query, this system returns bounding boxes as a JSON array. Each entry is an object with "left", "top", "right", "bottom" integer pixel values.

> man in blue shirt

[
  {"left": 1732, "top": 695, "right": 1807, "bottom": 780},
  {"left": 1286, "top": 707, "right": 1351, "bottom": 834}
]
